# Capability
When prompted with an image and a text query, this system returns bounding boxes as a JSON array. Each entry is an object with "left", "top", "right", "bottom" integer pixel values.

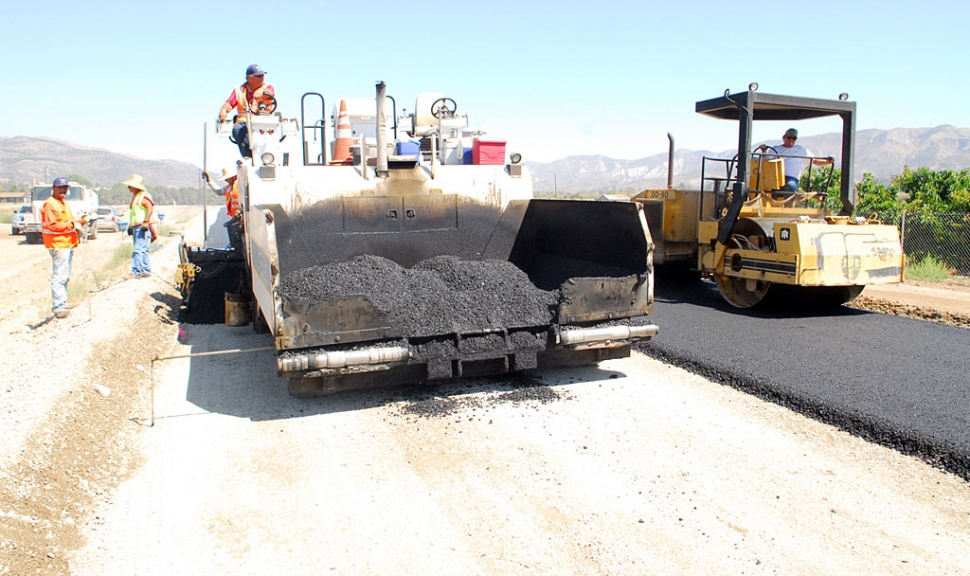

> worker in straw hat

[{"left": 122, "top": 174, "right": 155, "bottom": 278}]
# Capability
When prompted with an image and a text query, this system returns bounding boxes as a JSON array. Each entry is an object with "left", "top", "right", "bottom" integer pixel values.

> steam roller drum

[{"left": 715, "top": 218, "right": 773, "bottom": 309}]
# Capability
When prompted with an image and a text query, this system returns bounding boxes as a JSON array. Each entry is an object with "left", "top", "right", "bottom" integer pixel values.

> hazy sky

[{"left": 3, "top": 0, "right": 967, "bottom": 169}]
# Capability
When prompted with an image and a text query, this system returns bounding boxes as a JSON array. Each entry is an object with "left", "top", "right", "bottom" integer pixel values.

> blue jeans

[
  {"left": 232, "top": 122, "right": 251, "bottom": 158},
  {"left": 131, "top": 226, "right": 151, "bottom": 275},
  {"left": 783, "top": 176, "right": 799, "bottom": 191},
  {"left": 50, "top": 248, "right": 73, "bottom": 313}
]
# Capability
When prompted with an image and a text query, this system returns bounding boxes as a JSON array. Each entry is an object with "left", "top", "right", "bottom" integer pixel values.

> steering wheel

[
  {"left": 431, "top": 97, "right": 457, "bottom": 119},
  {"left": 253, "top": 94, "right": 278, "bottom": 115},
  {"left": 755, "top": 145, "right": 778, "bottom": 155}
]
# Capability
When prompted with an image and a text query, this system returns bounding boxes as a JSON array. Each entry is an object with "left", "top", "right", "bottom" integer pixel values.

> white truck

[{"left": 23, "top": 181, "right": 100, "bottom": 244}]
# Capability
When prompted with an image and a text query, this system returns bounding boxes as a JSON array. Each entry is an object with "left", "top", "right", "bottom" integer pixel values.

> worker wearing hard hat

[
  {"left": 218, "top": 64, "right": 276, "bottom": 159},
  {"left": 202, "top": 167, "right": 244, "bottom": 250},
  {"left": 41, "top": 177, "right": 86, "bottom": 319},
  {"left": 758, "top": 128, "right": 834, "bottom": 192},
  {"left": 202, "top": 167, "right": 240, "bottom": 217}
]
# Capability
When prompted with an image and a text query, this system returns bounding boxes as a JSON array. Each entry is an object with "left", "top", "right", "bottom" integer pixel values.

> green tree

[
  {"left": 66, "top": 174, "right": 94, "bottom": 187},
  {"left": 887, "top": 166, "right": 970, "bottom": 213},
  {"left": 855, "top": 173, "right": 900, "bottom": 216}
]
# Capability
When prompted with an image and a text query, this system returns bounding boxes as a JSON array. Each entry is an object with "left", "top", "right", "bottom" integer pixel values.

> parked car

[
  {"left": 11, "top": 205, "right": 31, "bottom": 235},
  {"left": 96, "top": 206, "right": 128, "bottom": 233}
]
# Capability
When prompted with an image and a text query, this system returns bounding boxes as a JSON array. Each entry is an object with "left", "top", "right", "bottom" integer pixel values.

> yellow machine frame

[{"left": 634, "top": 88, "right": 904, "bottom": 308}]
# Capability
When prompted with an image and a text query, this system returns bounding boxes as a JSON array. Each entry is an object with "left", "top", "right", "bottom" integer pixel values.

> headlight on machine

[{"left": 261, "top": 152, "right": 275, "bottom": 166}]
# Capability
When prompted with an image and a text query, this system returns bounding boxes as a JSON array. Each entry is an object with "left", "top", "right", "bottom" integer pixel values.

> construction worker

[
  {"left": 123, "top": 174, "right": 155, "bottom": 278},
  {"left": 218, "top": 64, "right": 276, "bottom": 159},
  {"left": 202, "top": 167, "right": 240, "bottom": 217},
  {"left": 758, "top": 128, "right": 834, "bottom": 192},
  {"left": 202, "top": 167, "right": 244, "bottom": 250},
  {"left": 41, "top": 177, "right": 86, "bottom": 319}
]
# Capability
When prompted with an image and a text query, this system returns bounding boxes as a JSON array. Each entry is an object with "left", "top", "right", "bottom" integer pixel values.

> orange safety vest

[
  {"left": 41, "top": 196, "right": 79, "bottom": 249},
  {"left": 225, "top": 180, "right": 240, "bottom": 217},
  {"left": 234, "top": 85, "right": 252, "bottom": 116},
  {"left": 234, "top": 84, "right": 274, "bottom": 119}
]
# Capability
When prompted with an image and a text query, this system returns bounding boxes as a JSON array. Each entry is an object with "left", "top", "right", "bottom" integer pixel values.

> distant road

[{"left": 636, "top": 276, "right": 970, "bottom": 480}]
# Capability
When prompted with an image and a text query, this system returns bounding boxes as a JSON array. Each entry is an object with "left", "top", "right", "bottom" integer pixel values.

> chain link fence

[{"left": 878, "top": 211, "right": 970, "bottom": 275}]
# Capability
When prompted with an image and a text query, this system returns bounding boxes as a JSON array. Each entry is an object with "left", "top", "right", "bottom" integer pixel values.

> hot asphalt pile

[{"left": 278, "top": 255, "right": 561, "bottom": 337}]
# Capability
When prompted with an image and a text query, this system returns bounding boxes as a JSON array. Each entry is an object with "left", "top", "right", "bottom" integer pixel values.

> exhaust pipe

[
  {"left": 667, "top": 132, "right": 675, "bottom": 190},
  {"left": 376, "top": 81, "right": 388, "bottom": 177}
]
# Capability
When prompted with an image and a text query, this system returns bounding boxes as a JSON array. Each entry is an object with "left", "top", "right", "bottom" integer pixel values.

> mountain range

[
  {"left": 0, "top": 136, "right": 199, "bottom": 189},
  {"left": 527, "top": 125, "right": 970, "bottom": 194},
  {"left": 2, "top": 125, "right": 969, "bottom": 193}
]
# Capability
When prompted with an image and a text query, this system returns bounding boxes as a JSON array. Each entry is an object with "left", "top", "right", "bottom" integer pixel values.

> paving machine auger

[
  {"left": 634, "top": 87, "right": 904, "bottom": 308},
  {"left": 178, "top": 82, "right": 657, "bottom": 396}
]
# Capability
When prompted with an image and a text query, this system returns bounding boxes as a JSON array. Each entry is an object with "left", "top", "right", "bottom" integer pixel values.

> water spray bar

[
  {"left": 559, "top": 324, "right": 659, "bottom": 346},
  {"left": 278, "top": 346, "right": 410, "bottom": 373}
]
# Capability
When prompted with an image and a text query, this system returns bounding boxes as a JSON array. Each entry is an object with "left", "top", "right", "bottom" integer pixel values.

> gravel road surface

[{"left": 2, "top": 207, "right": 969, "bottom": 575}]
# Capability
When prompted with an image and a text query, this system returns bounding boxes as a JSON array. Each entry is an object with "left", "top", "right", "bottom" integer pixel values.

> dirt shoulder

[
  {"left": 0, "top": 210, "right": 195, "bottom": 575},
  {"left": 852, "top": 279, "right": 970, "bottom": 328}
]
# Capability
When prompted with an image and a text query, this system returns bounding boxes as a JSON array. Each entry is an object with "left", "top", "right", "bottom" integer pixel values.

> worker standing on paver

[
  {"left": 41, "top": 177, "right": 85, "bottom": 319},
  {"left": 123, "top": 174, "right": 155, "bottom": 278},
  {"left": 202, "top": 167, "right": 244, "bottom": 250},
  {"left": 218, "top": 64, "right": 275, "bottom": 159},
  {"left": 202, "top": 167, "right": 240, "bottom": 217}
]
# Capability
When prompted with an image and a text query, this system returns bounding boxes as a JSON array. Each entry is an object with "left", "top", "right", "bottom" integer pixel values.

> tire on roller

[
  {"left": 714, "top": 218, "right": 773, "bottom": 309},
  {"left": 715, "top": 274, "right": 772, "bottom": 309}
]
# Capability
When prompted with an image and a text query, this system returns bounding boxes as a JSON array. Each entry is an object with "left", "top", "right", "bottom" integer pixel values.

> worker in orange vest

[
  {"left": 218, "top": 64, "right": 276, "bottom": 159},
  {"left": 202, "top": 167, "right": 240, "bottom": 217},
  {"left": 41, "top": 177, "right": 86, "bottom": 319},
  {"left": 202, "top": 167, "right": 244, "bottom": 250}
]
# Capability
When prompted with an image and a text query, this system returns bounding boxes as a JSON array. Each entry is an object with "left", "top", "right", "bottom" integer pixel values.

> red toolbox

[{"left": 472, "top": 138, "right": 506, "bottom": 165}]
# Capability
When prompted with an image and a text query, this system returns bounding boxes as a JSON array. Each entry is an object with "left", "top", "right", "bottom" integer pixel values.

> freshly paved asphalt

[{"left": 635, "top": 275, "right": 970, "bottom": 480}]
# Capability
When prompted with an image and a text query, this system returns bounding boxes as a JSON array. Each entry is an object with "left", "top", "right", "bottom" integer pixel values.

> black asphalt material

[
  {"left": 278, "top": 255, "right": 559, "bottom": 338},
  {"left": 635, "top": 276, "right": 970, "bottom": 481}
]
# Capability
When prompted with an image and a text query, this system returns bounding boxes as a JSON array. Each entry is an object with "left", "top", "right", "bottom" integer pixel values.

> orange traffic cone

[{"left": 330, "top": 100, "right": 354, "bottom": 165}]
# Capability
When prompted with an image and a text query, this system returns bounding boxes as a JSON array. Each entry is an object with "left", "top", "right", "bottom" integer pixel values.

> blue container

[
  {"left": 462, "top": 148, "right": 473, "bottom": 165},
  {"left": 396, "top": 140, "right": 420, "bottom": 157}
]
